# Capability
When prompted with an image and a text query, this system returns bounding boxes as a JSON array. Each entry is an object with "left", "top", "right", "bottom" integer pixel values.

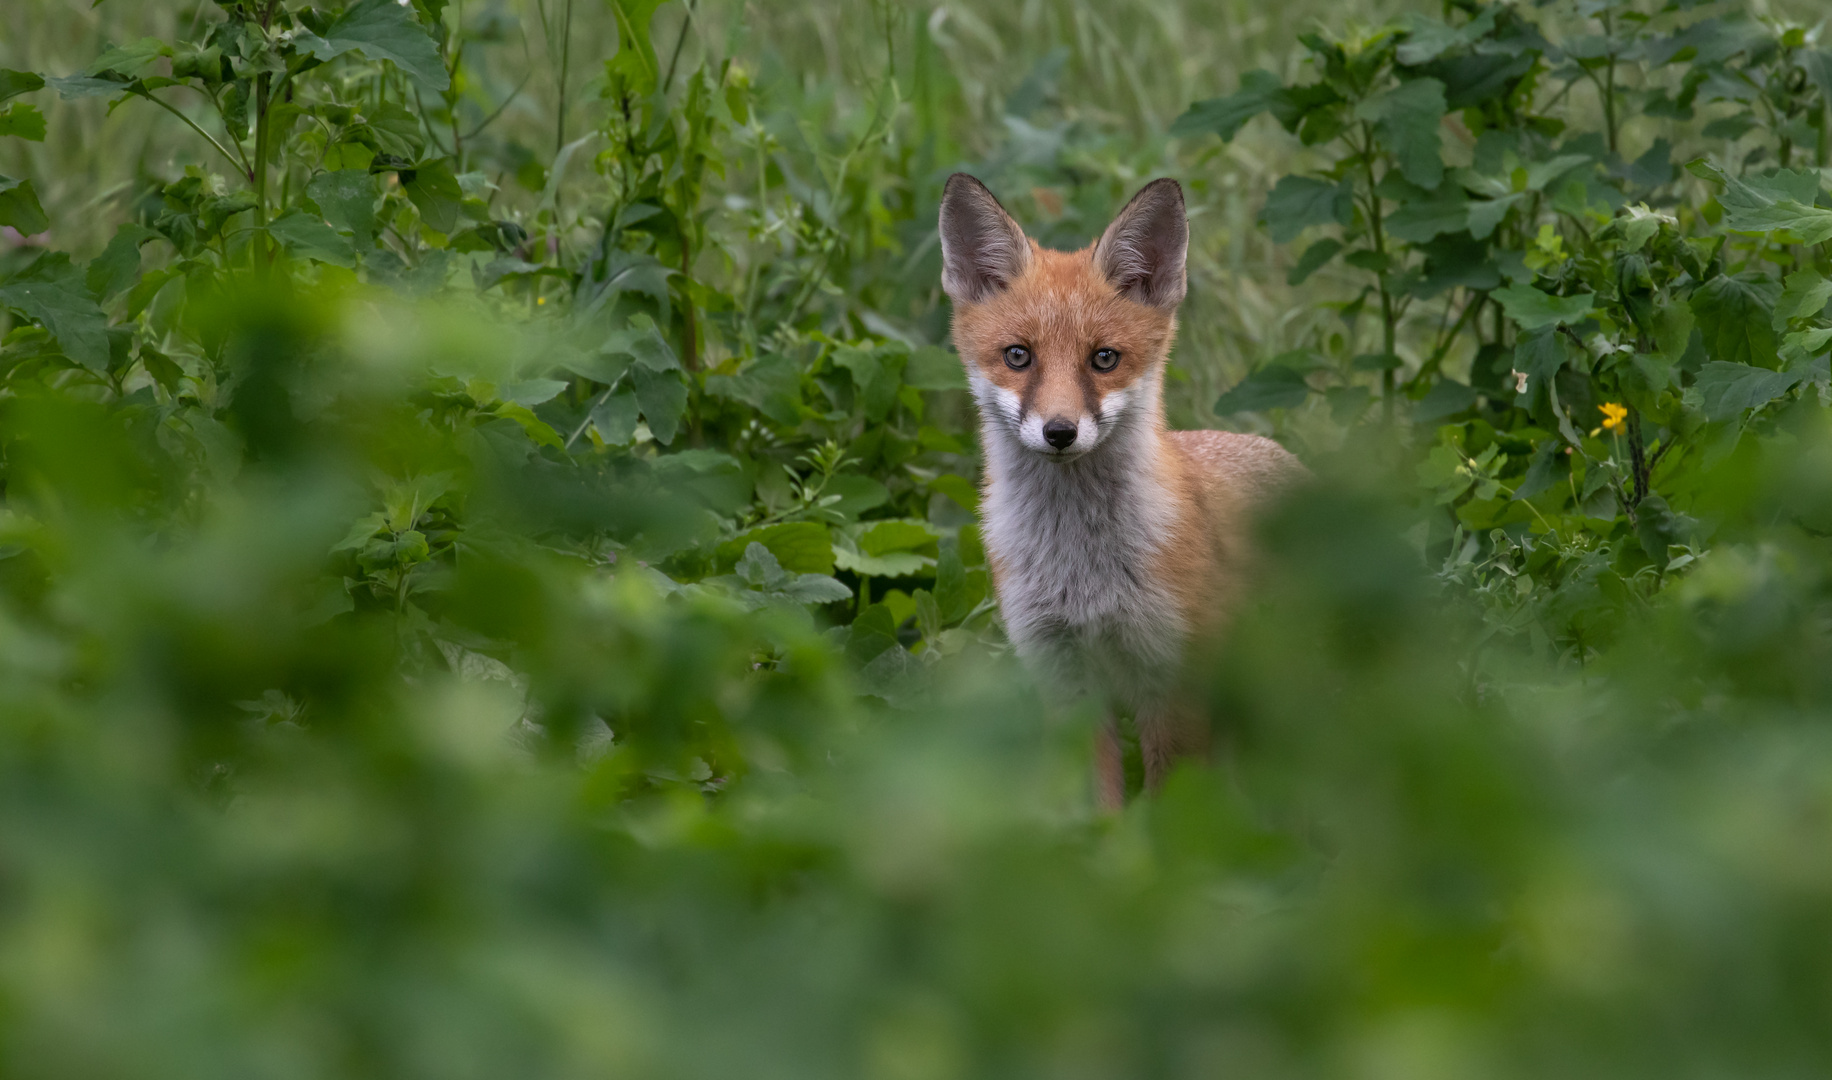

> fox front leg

[
  {"left": 1137, "top": 701, "right": 1212, "bottom": 792},
  {"left": 1095, "top": 713, "right": 1127, "bottom": 812}
]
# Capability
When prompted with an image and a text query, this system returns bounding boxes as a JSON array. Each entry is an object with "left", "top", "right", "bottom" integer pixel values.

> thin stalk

[
  {"left": 555, "top": 0, "right": 574, "bottom": 155},
  {"left": 253, "top": 70, "right": 272, "bottom": 266},
  {"left": 1358, "top": 124, "right": 1398, "bottom": 419},
  {"left": 137, "top": 90, "right": 248, "bottom": 179}
]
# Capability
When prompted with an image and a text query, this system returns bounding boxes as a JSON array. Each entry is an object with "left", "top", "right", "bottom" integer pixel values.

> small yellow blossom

[
  {"left": 1599, "top": 402, "right": 1628, "bottom": 434},
  {"left": 537, "top": 296, "right": 546, "bottom": 305}
]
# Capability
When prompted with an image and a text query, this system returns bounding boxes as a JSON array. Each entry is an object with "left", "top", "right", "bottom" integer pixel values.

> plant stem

[
  {"left": 1358, "top": 124, "right": 1398, "bottom": 420},
  {"left": 137, "top": 90, "right": 248, "bottom": 179},
  {"left": 253, "top": 70, "right": 271, "bottom": 266}
]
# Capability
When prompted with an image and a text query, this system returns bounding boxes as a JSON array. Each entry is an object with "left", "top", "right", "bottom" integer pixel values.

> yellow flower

[
  {"left": 1599, "top": 402, "right": 1628, "bottom": 434},
  {"left": 537, "top": 296, "right": 547, "bottom": 306}
]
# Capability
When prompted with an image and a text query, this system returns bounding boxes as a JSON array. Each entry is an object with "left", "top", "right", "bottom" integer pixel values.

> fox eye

[
  {"left": 1003, "top": 345, "right": 1032, "bottom": 370},
  {"left": 1091, "top": 348, "right": 1120, "bottom": 372}
]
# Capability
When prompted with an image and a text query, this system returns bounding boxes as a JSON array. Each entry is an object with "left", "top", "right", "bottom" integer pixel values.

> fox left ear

[{"left": 1095, "top": 178, "right": 1187, "bottom": 309}]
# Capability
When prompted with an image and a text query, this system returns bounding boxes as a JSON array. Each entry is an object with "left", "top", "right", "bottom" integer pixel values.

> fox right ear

[{"left": 939, "top": 174, "right": 1030, "bottom": 304}]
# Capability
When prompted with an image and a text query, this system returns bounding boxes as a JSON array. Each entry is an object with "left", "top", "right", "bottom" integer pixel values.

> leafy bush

[{"left": 0, "top": 1, "right": 1830, "bottom": 1076}]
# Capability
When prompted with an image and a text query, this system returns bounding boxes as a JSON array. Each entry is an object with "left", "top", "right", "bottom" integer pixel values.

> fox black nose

[{"left": 1043, "top": 418, "right": 1078, "bottom": 449}]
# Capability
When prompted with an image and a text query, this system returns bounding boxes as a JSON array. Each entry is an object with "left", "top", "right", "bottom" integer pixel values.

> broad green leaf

[
  {"left": 298, "top": 0, "right": 451, "bottom": 93},
  {"left": 705, "top": 353, "right": 802, "bottom": 427},
  {"left": 0, "top": 253, "right": 110, "bottom": 370},
  {"left": 1774, "top": 270, "right": 1831, "bottom": 331},
  {"left": 1691, "top": 274, "right": 1779, "bottom": 369},
  {"left": 267, "top": 209, "right": 356, "bottom": 268},
  {"left": 1511, "top": 440, "right": 1563, "bottom": 502},
  {"left": 774, "top": 573, "right": 854, "bottom": 606},
  {"left": 0, "top": 174, "right": 50, "bottom": 235},
  {"left": 85, "top": 223, "right": 158, "bottom": 300},
  {"left": 926, "top": 474, "right": 978, "bottom": 514},
  {"left": 492, "top": 402, "right": 564, "bottom": 448},
  {"left": 1355, "top": 77, "right": 1446, "bottom": 188},
  {"left": 1259, "top": 175, "right": 1353, "bottom": 244},
  {"left": 1694, "top": 361, "right": 1804, "bottom": 421},
  {"left": 0, "top": 70, "right": 45, "bottom": 104},
  {"left": 591, "top": 389, "right": 641, "bottom": 445},
  {"left": 903, "top": 345, "right": 968, "bottom": 390},
  {"left": 605, "top": 319, "right": 679, "bottom": 372},
  {"left": 0, "top": 103, "right": 46, "bottom": 141},
  {"left": 1170, "top": 69, "right": 1283, "bottom": 141},
  {"left": 831, "top": 343, "right": 907, "bottom": 422},
  {"left": 632, "top": 365, "right": 687, "bottom": 445},
  {"left": 1493, "top": 284, "right": 1595, "bottom": 330},
  {"left": 720, "top": 522, "right": 835, "bottom": 576},
  {"left": 401, "top": 158, "right": 463, "bottom": 234},
  {"left": 87, "top": 38, "right": 173, "bottom": 79},
  {"left": 1385, "top": 187, "right": 1467, "bottom": 243},
  {"left": 859, "top": 520, "right": 940, "bottom": 557},
  {"left": 1697, "top": 164, "right": 1832, "bottom": 244},
  {"left": 847, "top": 603, "right": 900, "bottom": 665},
  {"left": 833, "top": 543, "right": 930, "bottom": 579},
  {"left": 1287, "top": 238, "right": 1342, "bottom": 285},
  {"left": 504, "top": 379, "right": 568, "bottom": 406},
  {"left": 306, "top": 170, "right": 379, "bottom": 248},
  {"left": 363, "top": 102, "right": 425, "bottom": 160},
  {"left": 1215, "top": 365, "right": 1311, "bottom": 414},
  {"left": 45, "top": 75, "right": 129, "bottom": 99},
  {"left": 1512, "top": 327, "right": 1571, "bottom": 411}
]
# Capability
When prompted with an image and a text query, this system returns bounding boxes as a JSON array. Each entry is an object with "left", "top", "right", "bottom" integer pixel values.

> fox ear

[
  {"left": 1095, "top": 178, "right": 1187, "bottom": 308},
  {"left": 939, "top": 174, "right": 1031, "bottom": 304}
]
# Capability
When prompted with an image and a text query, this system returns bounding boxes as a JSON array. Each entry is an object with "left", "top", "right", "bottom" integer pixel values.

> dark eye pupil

[
  {"left": 1004, "top": 346, "right": 1029, "bottom": 368},
  {"left": 1094, "top": 349, "right": 1118, "bottom": 369}
]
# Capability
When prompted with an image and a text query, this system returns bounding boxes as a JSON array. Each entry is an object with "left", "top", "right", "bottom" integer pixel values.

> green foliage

[
  {"left": 1, "top": 1, "right": 1831, "bottom": 1075},
  {"left": 1176, "top": 0, "right": 1832, "bottom": 658}
]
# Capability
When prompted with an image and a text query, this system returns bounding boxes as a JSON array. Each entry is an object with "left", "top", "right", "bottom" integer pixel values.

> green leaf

[
  {"left": 0, "top": 253, "right": 110, "bottom": 371},
  {"left": 363, "top": 102, "right": 425, "bottom": 160},
  {"left": 1169, "top": 69, "right": 1283, "bottom": 141},
  {"left": 846, "top": 603, "right": 900, "bottom": 665},
  {"left": 1699, "top": 165, "right": 1832, "bottom": 244},
  {"left": 1511, "top": 440, "right": 1563, "bottom": 502},
  {"left": 859, "top": 520, "right": 940, "bottom": 557},
  {"left": 306, "top": 170, "right": 379, "bottom": 248},
  {"left": 1512, "top": 327, "right": 1571, "bottom": 411},
  {"left": 85, "top": 223, "right": 158, "bottom": 300},
  {"left": 1493, "top": 284, "right": 1595, "bottom": 331},
  {"left": 1355, "top": 77, "right": 1446, "bottom": 188},
  {"left": 1259, "top": 175, "right": 1353, "bottom": 244},
  {"left": 492, "top": 402, "right": 564, "bottom": 448},
  {"left": 831, "top": 343, "right": 907, "bottom": 422},
  {"left": 267, "top": 209, "right": 356, "bottom": 268},
  {"left": 606, "top": 0, "right": 669, "bottom": 95},
  {"left": 1287, "top": 238, "right": 1342, "bottom": 285},
  {"left": 1773, "top": 270, "right": 1831, "bottom": 331},
  {"left": 45, "top": 75, "right": 129, "bottom": 100},
  {"left": 1385, "top": 187, "right": 1467, "bottom": 243},
  {"left": 0, "top": 174, "right": 50, "bottom": 235},
  {"left": 903, "top": 345, "right": 968, "bottom": 390},
  {"left": 591, "top": 389, "right": 641, "bottom": 445},
  {"left": 632, "top": 365, "right": 688, "bottom": 445},
  {"left": 401, "top": 158, "right": 463, "bottom": 234},
  {"left": 719, "top": 522, "right": 835, "bottom": 576},
  {"left": 0, "top": 103, "right": 46, "bottom": 141},
  {"left": 705, "top": 353, "right": 802, "bottom": 427},
  {"left": 1694, "top": 361, "right": 1804, "bottom": 422},
  {"left": 87, "top": 38, "right": 173, "bottom": 80},
  {"left": 1690, "top": 274, "right": 1779, "bottom": 370},
  {"left": 605, "top": 319, "right": 679, "bottom": 372},
  {"left": 299, "top": 0, "right": 451, "bottom": 93},
  {"left": 0, "top": 70, "right": 45, "bottom": 105},
  {"left": 1215, "top": 365, "right": 1311, "bottom": 414}
]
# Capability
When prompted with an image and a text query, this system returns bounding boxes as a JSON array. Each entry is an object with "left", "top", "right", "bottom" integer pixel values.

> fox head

[{"left": 939, "top": 174, "right": 1187, "bottom": 461}]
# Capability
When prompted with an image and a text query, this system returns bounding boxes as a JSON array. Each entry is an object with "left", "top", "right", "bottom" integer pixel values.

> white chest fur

[{"left": 973, "top": 379, "right": 1187, "bottom": 706}]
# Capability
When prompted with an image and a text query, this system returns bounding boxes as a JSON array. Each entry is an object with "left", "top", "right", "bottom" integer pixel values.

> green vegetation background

[{"left": 2, "top": 0, "right": 1832, "bottom": 1076}]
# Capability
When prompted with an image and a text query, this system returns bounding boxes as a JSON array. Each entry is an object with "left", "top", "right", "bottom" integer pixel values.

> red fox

[{"left": 939, "top": 174, "right": 1303, "bottom": 809}]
